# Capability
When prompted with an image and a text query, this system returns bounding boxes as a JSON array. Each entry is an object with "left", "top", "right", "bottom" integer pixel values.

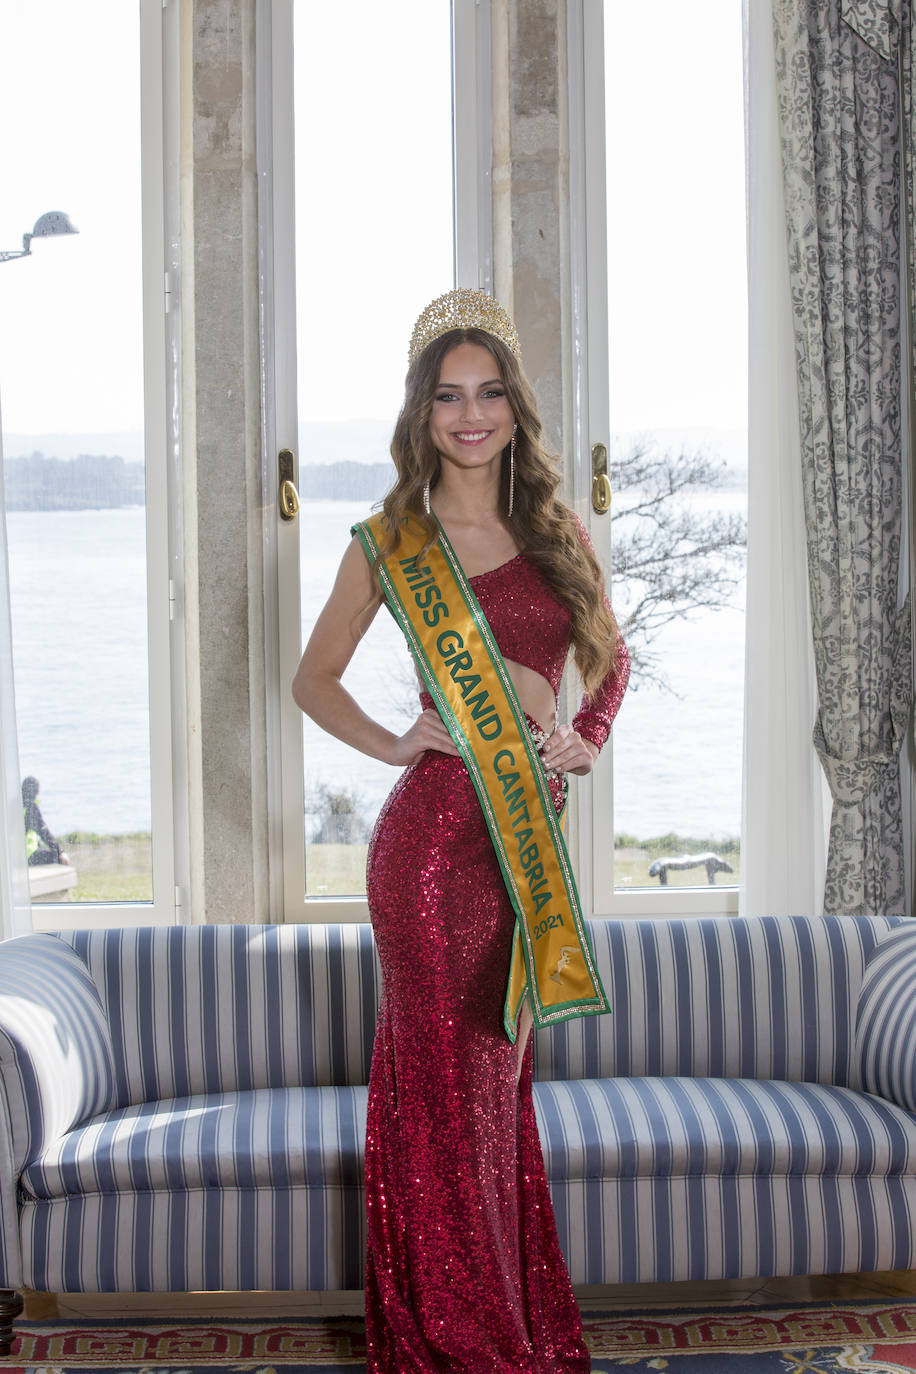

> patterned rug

[{"left": 5, "top": 1300, "right": 916, "bottom": 1372}]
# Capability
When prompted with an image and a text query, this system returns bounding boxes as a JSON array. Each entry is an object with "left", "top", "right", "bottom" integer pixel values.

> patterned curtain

[{"left": 771, "top": 0, "right": 914, "bottom": 915}]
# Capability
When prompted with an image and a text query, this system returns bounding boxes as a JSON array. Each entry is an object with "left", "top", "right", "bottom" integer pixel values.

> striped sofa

[{"left": 0, "top": 914, "right": 915, "bottom": 1347}]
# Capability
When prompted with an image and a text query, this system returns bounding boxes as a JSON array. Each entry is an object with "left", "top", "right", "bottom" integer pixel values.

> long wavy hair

[{"left": 374, "top": 327, "right": 621, "bottom": 696}]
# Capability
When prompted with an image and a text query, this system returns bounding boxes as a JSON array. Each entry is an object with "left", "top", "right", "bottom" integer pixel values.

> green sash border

[{"left": 352, "top": 514, "right": 610, "bottom": 1039}]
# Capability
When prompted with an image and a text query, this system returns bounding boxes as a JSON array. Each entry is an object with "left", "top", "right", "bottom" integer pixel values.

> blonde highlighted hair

[{"left": 374, "top": 327, "right": 621, "bottom": 697}]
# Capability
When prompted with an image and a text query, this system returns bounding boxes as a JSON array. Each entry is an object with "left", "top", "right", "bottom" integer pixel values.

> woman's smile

[{"left": 452, "top": 428, "right": 494, "bottom": 444}]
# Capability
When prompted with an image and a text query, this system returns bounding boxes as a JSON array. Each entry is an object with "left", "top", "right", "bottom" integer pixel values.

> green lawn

[
  {"left": 306, "top": 843, "right": 369, "bottom": 896},
  {"left": 61, "top": 832, "right": 153, "bottom": 903},
  {"left": 45, "top": 833, "right": 741, "bottom": 906},
  {"left": 307, "top": 836, "right": 741, "bottom": 898},
  {"left": 614, "top": 836, "right": 741, "bottom": 889}
]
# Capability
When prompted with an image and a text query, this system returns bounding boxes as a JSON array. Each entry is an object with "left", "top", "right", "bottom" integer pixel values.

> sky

[
  {"left": 0, "top": 0, "right": 747, "bottom": 446},
  {"left": 0, "top": 0, "right": 144, "bottom": 437},
  {"left": 605, "top": 0, "right": 748, "bottom": 436}
]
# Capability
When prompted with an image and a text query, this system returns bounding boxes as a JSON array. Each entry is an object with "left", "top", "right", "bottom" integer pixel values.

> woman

[{"left": 294, "top": 288, "right": 629, "bottom": 1372}]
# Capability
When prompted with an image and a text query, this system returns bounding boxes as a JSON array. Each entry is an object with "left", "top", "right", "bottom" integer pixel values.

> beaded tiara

[{"left": 408, "top": 287, "right": 521, "bottom": 366}]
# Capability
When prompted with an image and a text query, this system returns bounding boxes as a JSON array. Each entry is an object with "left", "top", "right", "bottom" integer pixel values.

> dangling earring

[
  {"left": 423, "top": 478, "right": 431, "bottom": 516},
  {"left": 507, "top": 424, "right": 517, "bottom": 518}
]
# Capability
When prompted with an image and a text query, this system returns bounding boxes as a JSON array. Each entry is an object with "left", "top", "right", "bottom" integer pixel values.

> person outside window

[{"left": 22, "top": 777, "right": 69, "bottom": 867}]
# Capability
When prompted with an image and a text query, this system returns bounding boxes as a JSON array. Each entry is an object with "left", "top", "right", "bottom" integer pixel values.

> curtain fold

[
  {"left": 904, "top": 3, "right": 916, "bottom": 916},
  {"left": 742, "top": 0, "right": 828, "bottom": 918},
  {"left": 906, "top": 6, "right": 916, "bottom": 404},
  {"left": 772, "top": 0, "right": 913, "bottom": 915},
  {"left": 0, "top": 421, "right": 30, "bottom": 939},
  {"left": 840, "top": 0, "right": 903, "bottom": 61}
]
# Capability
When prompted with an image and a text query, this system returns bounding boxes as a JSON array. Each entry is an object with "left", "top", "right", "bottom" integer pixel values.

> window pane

[
  {"left": 294, "top": 0, "right": 453, "bottom": 898},
  {"left": 0, "top": 0, "right": 151, "bottom": 904},
  {"left": 605, "top": 0, "right": 747, "bottom": 891}
]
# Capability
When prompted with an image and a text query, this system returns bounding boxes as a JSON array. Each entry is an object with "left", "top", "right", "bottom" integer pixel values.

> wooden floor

[{"left": 21, "top": 1270, "right": 916, "bottom": 1321}]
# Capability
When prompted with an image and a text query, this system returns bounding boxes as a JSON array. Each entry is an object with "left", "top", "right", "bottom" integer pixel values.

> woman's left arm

[{"left": 542, "top": 638, "right": 631, "bottom": 776}]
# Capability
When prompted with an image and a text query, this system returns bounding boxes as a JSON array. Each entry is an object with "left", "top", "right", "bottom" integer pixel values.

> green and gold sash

[{"left": 352, "top": 512, "right": 609, "bottom": 1042}]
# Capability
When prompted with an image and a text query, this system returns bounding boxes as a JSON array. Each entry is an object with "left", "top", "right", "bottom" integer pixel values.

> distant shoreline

[
  {"left": 4, "top": 454, "right": 396, "bottom": 510},
  {"left": 5, "top": 451, "right": 747, "bottom": 512}
]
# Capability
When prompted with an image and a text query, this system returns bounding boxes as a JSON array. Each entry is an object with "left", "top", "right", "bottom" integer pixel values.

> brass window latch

[
  {"left": 591, "top": 443, "right": 611, "bottom": 514},
  {"left": 278, "top": 449, "right": 300, "bottom": 522}
]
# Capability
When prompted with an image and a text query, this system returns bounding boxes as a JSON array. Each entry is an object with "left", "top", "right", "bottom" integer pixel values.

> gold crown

[{"left": 408, "top": 288, "right": 521, "bottom": 366}]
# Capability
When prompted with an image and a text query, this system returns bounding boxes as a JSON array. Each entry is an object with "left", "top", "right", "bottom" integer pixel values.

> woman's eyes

[{"left": 434, "top": 389, "right": 506, "bottom": 402}]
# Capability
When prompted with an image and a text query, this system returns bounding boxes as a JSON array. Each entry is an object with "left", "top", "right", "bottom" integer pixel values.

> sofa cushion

[
  {"left": 57, "top": 925, "right": 380, "bottom": 1105},
  {"left": 857, "top": 926, "right": 916, "bottom": 1111},
  {"left": 20, "top": 1086, "right": 367, "bottom": 1201},
  {"left": 533, "top": 1076, "right": 916, "bottom": 1181},
  {"left": 0, "top": 936, "right": 115, "bottom": 1171},
  {"left": 534, "top": 916, "right": 903, "bottom": 1087}
]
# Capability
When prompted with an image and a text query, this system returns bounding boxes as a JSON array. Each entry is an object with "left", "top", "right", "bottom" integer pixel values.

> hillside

[
  {"left": 3, "top": 453, "right": 145, "bottom": 511},
  {"left": 3, "top": 452, "right": 394, "bottom": 511}
]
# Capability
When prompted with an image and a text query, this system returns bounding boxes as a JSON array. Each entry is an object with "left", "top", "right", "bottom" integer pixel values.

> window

[
  {"left": 294, "top": 0, "right": 454, "bottom": 899},
  {"left": 266, "top": 1, "right": 746, "bottom": 920},
  {"left": 577, "top": 1, "right": 747, "bottom": 912},
  {"left": 267, "top": 0, "right": 465, "bottom": 918},
  {"left": 0, "top": 0, "right": 177, "bottom": 927}
]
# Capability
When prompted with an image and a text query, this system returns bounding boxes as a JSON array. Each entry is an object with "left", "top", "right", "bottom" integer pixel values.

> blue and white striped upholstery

[
  {"left": 533, "top": 915, "right": 902, "bottom": 1086},
  {"left": 534, "top": 1076, "right": 916, "bottom": 1283},
  {"left": 59, "top": 924, "right": 380, "bottom": 1105},
  {"left": 19, "top": 1085, "right": 368, "bottom": 1292},
  {"left": 857, "top": 926, "right": 916, "bottom": 1112},
  {"left": 0, "top": 937, "right": 115, "bottom": 1169},
  {"left": 0, "top": 936, "right": 116, "bottom": 1290},
  {"left": 5, "top": 925, "right": 380, "bottom": 1293},
  {"left": 2, "top": 914, "right": 916, "bottom": 1295}
]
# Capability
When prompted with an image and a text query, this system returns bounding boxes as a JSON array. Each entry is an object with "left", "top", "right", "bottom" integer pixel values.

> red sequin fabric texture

[{"left": 364, "top": 554, "right": 628, "bottom": 1372}]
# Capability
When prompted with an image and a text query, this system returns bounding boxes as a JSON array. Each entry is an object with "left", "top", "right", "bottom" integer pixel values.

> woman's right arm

[{"left": 291, "top": 536, "right": 459, "bottom": 767}]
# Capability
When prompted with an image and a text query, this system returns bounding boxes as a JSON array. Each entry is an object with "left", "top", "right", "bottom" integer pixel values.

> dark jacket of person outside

[{"left": 22, "top": 777, "right": 69, "bottom": 866}]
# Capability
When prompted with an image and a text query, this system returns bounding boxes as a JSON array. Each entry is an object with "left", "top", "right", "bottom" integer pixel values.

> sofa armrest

[
  {"left": 856, "top": 927, "right": 916, "bottom": 1110},
  {"left": 0, "top": 936, "right": 115, "bottom": 1175},
  {"left": 0, "top": 1091, "right": 21, "bottom": 1290}
]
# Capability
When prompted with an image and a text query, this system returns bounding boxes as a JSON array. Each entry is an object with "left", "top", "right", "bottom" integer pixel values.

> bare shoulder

[
  {"left": 326, "top": 535, "right": 382, "bottom": 625},
  {"left": 336, "top": 532, "right": 376, "bottom": 584},
  {"left": 295, "top": 534, "right": 383, "bottom": 688}
]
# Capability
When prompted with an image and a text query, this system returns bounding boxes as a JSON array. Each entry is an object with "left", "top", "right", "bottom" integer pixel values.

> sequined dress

[{"left": 364, "top": 549, "right": 630, "bottom": 1373}]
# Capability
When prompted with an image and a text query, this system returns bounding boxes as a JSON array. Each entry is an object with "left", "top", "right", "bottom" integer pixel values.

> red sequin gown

[{"left": 364, "top": 549, "right": 630, "bottom": 1373}]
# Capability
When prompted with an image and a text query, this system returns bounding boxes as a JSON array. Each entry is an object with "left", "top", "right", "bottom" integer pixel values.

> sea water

[{"left": 6, "top": 501, "right": 745, "bottom": 841}]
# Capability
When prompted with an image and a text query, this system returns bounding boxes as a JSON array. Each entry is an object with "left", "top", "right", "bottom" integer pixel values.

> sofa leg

[{"left": 0, "top": 1289, "right": 23, "bottom": 1355}]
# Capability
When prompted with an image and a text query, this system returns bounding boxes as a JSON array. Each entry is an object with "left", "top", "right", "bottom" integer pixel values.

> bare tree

[
  {"left": 610, "top": 446, "right": 746, "bottom": 691},
  {"left": 307, "top": 784, "right": 372, "bottom": 844}
]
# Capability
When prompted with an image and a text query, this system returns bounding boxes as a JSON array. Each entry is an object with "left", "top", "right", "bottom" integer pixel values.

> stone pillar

[
  {"left": 491, "top": 0, "right": 571, "bottom": 459},
  {"left": 181, "top": 0, "right": 268, "bottom": 923},
  {"left": 491, "top": 0, "right": 589, "bottom": 865}
]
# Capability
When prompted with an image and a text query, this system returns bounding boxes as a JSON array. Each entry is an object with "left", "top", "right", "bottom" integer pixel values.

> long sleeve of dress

[
  {"left": 572, "top": 636, "right": 630, "bottom": 751},
  {"left": 569, "top": 512, "right": 630, "bottom": 750}
]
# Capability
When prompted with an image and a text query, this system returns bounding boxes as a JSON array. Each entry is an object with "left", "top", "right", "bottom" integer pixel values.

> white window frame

[
  {"left": 453, "top": 0, "right": 493, "bottom": 291},
  {"left": 258, "top": 0, "right": 302, "bottom": 922},
  {"left": 31, "top": 0, "right": 182, "bottom": 932},
  {"left": 260, "top": 0, "right": 738, "bottom": 926},
  {"left": 567, "top": 0, "right": 739, "bottom": 919},
  {"left": 261, "top": 0, "right": 491, "bottom": 923}
]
